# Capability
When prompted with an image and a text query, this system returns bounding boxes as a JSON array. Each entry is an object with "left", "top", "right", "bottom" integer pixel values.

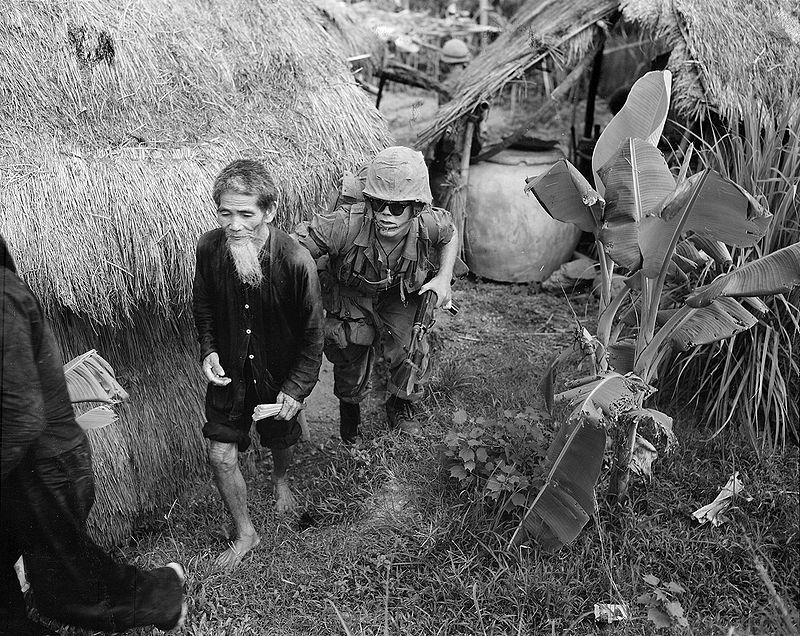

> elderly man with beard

[
  {"left": 193, "top": 160, "right": 323, "bottom": 572},
  {"left": 296, "top": 146, "right": 458, "bottom": 444}
]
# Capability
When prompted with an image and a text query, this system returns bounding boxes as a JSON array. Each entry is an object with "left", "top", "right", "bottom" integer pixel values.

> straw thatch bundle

[
  {"left": 416, "top": 0, "right": 619, "bottom": 147},
  {"left": 312, "top": 0, "right": 385, "bottom": 72},
  {"left": 0, "top": 0, "right": 390, "bottom": 545},
  {"left": 621, "top": 0, "right": 800, "bottom": 123}
]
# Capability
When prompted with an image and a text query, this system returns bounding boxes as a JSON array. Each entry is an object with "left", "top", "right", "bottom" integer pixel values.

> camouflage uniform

[{"left": 296, "top": 184, "right": 454, "bottom": 403}]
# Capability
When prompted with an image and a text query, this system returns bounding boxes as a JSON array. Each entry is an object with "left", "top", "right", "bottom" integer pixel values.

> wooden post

[
  {"left": 450, "top": 119, "right": 476, "bottom": 259},
  {"left": 375, "top": 74, "right": 388, "bottom": 109},
  {"left": 582, "top": 38, "right": 606, "bottom": 139},
  {"left": 479, "top": 0, "right": 489, "bottom": 50}
]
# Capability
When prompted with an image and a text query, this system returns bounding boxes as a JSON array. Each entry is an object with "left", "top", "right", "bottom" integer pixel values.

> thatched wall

[
  {"left": 621, "top": 0, "right": 800, "bottom": 123},
  {"left": 0, "top": 0, "right": 390, "bottom": 545}
]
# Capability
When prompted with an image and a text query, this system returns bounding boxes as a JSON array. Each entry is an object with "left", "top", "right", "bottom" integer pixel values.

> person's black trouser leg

[
  {"left": 0, "top": 484, "right": 39, "bottom": 635},
  {"left": 7, "top": 441, "right": 183, "bottom": 632}
]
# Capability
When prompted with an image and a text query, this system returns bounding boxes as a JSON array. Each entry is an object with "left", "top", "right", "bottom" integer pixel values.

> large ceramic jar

[{"left": 465, "top": 149, "right": 582, "bottom": 282}]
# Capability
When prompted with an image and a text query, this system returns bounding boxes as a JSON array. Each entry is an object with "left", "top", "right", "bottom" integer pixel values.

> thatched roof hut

[
  {"left": 416, "top": 0, "right": 619, "bottom": 148},
  {"left": 622, "top": 0, "right": 800, "bottom": 123},
  {"left": 418, "top": 0, "right": 800, "bottom": 147},
  {"left": 0, "top": 0, "right": 390, "bottom": 545}
]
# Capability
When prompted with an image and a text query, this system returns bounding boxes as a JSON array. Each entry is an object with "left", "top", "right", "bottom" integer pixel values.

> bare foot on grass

[
  {"left": 213, "top": 532, "right": 260, "bottom": 572},
  {"left": 274, "top": 480, "right": 297, "bottom": 514}
]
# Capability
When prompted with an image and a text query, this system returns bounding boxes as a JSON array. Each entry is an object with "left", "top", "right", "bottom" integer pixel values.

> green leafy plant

[
  {"left": 511, "top": 71, "right": 800, "bottom": 550},
  {"left": 637, "top": 574, "right": 689, "bottom": 630},
  {"left": 442, "top": 407, "right": 549, "bottom": 514}
]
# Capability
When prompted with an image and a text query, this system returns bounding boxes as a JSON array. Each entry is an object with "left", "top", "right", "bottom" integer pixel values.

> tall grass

[{"left": 663, "top": 106, "right": 800, "bottom": 454}]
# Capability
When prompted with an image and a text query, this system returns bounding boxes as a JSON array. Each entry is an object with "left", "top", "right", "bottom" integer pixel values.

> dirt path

[{"left": 303, "top": 357, "right": 338, "bottom": 432}]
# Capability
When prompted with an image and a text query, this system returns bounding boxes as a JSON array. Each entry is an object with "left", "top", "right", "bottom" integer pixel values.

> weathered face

[
  {"left": 371, "top": 201, "right": 414, "bottom": 240},
  {"left": 216, "top": 191, "right": 276, "bottom": 243}
]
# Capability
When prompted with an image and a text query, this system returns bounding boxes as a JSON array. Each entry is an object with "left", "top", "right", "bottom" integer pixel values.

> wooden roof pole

[{"left": 450, "top": 119, "right": 476, "bottom": 259}]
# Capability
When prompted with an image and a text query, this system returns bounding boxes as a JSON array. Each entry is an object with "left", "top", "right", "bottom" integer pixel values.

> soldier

[
  {"left": 296, "top": 146, "right": 459, "bottom": 444},
  {"left": 431, "top": 38, "right": 486, "bottom": 208}
]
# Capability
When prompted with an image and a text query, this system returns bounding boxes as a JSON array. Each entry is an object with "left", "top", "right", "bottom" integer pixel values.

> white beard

[{"left": 227, "top": 237, "right": 264, "bottom": 288}]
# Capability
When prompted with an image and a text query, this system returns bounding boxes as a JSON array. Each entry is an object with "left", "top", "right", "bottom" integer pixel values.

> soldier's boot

[
  {"left": 339, "top": 401, "right": 362, "bottom": 445},
  {"left": 385, "top": 395, "right": 421, "bottom": 435}
]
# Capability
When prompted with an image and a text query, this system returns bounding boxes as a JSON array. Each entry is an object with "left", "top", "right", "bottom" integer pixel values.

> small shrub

[
  {"left": 637, "top": 574, "right": 689, "bottom": 630},
  {"left": 441, "top": 407, "right": 551, "bottom": 515}
]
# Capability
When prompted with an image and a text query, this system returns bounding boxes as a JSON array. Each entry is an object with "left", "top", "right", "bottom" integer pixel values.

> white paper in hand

[{"left": 252, "top": 403, "right": 282, "bottom": 422}]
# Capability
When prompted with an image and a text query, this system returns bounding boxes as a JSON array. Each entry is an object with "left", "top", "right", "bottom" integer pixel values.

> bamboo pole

[
  {"left": 479, "top": 0, "right": 489, "bottom": 50},
  {"left": 449, "top": 119, "right": 476, "bottom": 260}
]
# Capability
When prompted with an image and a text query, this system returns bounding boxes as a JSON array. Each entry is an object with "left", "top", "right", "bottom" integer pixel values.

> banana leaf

[
  {"left": 607, "top": 340, "right": 636, "bottom": 373},
  {"left": 592, "top": 71, "right": 672, "bottom": 197},
  {"left": 626, "top": 408, "right": 676, "bottom": 452},
  {"left": 75, "top": 406, "right": 118, "bottom": 430},
  {"left": 639, "top": 170, "right": 772, "bottom": 279},
  {"left": 63, "top": 350, "right": 129, "bottom": 404},
  {"left": 676, "top": 237, "right": 712, "bottom": 269},
  {"left": 524, "top": 159, "right": 603, "bottom": 233},
  {"left": 556, "top": 373, "right": 653, "bottom": 422},
  {"left": 597, "top": 138, "right": 676, "bottom": 270},
  {"left": 511, "top": 372, "right": 654, "bottom": 549},
  {"left": 639, "top": 298, "right": 758, "bottom": 369},
  {"left": 539, "top": 327, "right": 603, "bottom": 411},
  {"left": 687, "top": 234, "right": 733, "bottom": 267},
  {"left": 508, "top": 414, "right": 606, "bottom": 550},
  {"left": 686, "top": 242, "right": 800, "bottom": 307}
]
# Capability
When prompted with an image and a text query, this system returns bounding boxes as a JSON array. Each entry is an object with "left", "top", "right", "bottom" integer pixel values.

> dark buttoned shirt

[{"left": 192, "top": 227, "right": 324, "bottom": 410}]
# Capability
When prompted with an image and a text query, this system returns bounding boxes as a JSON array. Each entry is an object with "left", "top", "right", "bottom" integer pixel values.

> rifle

[{"left": 391, "top": 290, "right": 459, "bottom": 396}]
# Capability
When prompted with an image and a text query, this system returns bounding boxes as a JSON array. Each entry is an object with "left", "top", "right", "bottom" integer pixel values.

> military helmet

[
  {"left": 362, "top": 146, "right": 433, "bottom": 206},
  {"left": 440, "top": 38, "right": 471, "bottom": 65}
]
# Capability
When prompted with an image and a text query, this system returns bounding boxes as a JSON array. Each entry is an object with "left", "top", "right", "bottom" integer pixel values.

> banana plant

[
  {"left": 63, "top": 349, "right": 128, "bottom": 430},
  {"left": 510, "top": 71, "right": 800, "bottom": 550}
]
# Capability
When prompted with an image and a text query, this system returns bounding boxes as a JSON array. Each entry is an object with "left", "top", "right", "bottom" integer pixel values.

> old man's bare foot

[
  {"left": 274, "top": 479, "right": 297, "bottom": 514},
  {"left": 214, "top": 532, "right": 260, "bottom": 572}
]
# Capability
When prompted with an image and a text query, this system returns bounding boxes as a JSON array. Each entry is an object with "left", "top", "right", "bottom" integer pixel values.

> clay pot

[{"left": 465, "top": 150, "right": 582, "bottom": 282}]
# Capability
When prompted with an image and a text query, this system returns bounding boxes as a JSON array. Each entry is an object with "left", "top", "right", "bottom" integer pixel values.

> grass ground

[{"left": 62, "top": 279, "right": 798, "bottom": 636}]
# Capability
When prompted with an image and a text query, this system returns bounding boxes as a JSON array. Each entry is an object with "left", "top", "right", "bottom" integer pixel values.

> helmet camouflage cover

[
  {"left": 362, "top": 146, "right": 433, "bottom": 206},
  {"left": 441, "top": 38, "right": 471, "bottom": 65}
]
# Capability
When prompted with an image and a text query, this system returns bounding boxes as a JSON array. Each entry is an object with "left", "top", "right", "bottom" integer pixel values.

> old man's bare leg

[
  {"left": 272, "top": 446, "right": 296, "bottom": 513},
  {"left": 208, "top": 441, "right": 260, "bottom": 571}
]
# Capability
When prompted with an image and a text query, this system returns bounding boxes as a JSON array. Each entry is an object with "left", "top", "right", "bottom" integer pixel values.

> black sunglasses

[{"left": 365, "top": 196, "right": 414, "bottom": 216}]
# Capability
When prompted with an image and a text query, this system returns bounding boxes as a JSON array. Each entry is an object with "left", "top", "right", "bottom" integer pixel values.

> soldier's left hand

[
  {"left": 275, "top": 391, "right": 302, "bottom": 420},
  {"left": 419, "top": 275, "right": 453, "bottom": 309}
]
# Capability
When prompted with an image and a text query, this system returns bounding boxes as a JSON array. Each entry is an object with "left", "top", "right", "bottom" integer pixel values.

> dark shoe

[
  {"left": 385, "top": 396, "right": 421, "bottom": 434},
  {"left": 339, "top": 401, "right": 361, "bottom": 444},
  {"left": 153, "top": 563, "right": 187, "bottom": 632}
]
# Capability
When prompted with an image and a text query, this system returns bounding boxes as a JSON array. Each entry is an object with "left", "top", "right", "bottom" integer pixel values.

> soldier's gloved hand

[
  {"left": 419, "top": 274, "right": 453, "bottom": 309},
  {"left": 275, "top": 391, "right": 302, "bottom": 420},
  {"left": 202, "top": 352, "right": 231, "bottom": 386}
]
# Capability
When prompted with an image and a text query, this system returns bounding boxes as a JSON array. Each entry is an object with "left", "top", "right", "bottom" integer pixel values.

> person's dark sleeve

[
  {"left": 192, "top": 240, "right": 217, "bottom": 363},
  {"left": 280, "top": 249, "right": 324, "bottom": 401},
  {"left": 1, "top": 290, "right": 46, "bottom": 478}
]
